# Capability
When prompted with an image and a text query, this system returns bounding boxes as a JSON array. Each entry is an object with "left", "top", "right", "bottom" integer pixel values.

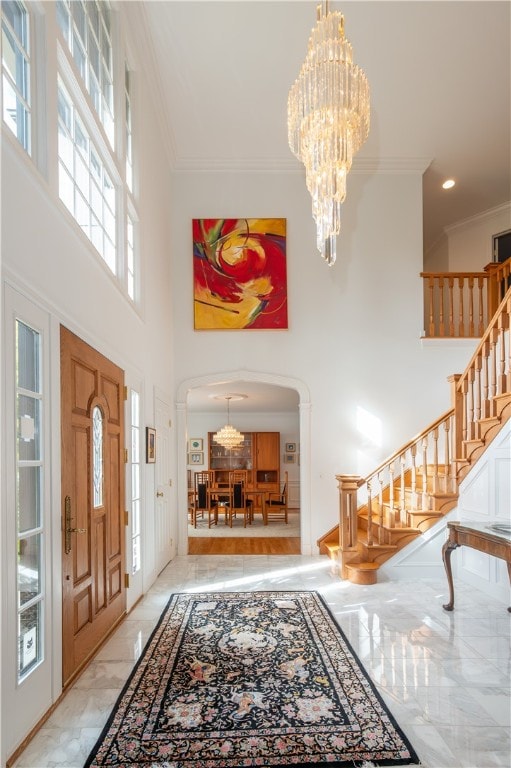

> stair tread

[{"left": 346, "top": 562, "right": 379, "bottom": 571}]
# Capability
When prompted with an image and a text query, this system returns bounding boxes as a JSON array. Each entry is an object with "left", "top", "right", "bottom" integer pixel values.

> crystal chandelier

[
  {"left": 287, "top": 1, "right": 370, "bottom": 265},
  {"left": 213, "top": 396, "right": 244, "bottom": 449}
]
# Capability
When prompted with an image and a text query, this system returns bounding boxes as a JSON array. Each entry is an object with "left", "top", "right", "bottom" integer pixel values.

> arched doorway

[{"left": 176, "top": 370, "right": 311, "bottom": 557}]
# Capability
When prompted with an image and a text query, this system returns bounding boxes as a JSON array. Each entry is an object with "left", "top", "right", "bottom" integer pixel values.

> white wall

[
  {"left": 170, "top": 169, "right": 476, "bottom": 550},
  {"left": 425, "top": 202, "right": 511, "bottom": 272}
]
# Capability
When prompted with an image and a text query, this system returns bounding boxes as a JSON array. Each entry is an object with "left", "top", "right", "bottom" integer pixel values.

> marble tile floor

[{"left": 12, "top": 555, "right": 510, "bottom": 768}]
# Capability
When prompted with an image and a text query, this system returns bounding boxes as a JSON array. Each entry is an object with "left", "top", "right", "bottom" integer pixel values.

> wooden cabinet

[
  {"left": 208, "top": 431, "right": 280, "bottom": 489},
  {"left": 254, "top": 432, "right": 280, "bottom": 488}
]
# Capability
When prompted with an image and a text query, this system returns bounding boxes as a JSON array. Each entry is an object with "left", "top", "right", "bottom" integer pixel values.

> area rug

[
  {"left": 85, "top": 591, "right": 420, "bottom": 767},
  {"left": 188, "top": 511, "right": 300, "bottom": 538}
]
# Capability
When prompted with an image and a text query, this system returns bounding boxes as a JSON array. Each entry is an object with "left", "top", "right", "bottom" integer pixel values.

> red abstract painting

[{"left": 193, "top": 218, "right": 288, "bottom": 330}]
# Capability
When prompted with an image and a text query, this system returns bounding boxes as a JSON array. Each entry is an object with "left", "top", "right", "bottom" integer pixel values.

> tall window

[
  {"left": 57, "top": 80, "right": 116, "bottom": 273},
  {"left": 16, "top": 319, "right": 44, "bottom": 680},
  {"left": 56, "top": 0, "right": 114, "bottom": 146},
  {"left": 1, "top": 0, "right": 31, "bottom": 153},
  {"left": 130, "top": 390, "right": 141, "bottom": 575}
]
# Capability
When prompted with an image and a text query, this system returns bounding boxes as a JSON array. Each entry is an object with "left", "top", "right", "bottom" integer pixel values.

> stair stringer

[{"left": 377, "top": 512, "right": 454, "bottom": 581}]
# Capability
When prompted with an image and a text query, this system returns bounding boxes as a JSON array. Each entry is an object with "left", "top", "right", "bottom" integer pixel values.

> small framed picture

[
  {"left": 285, "top": 442, "right": 296, "bottom": 452},
  {"left": 188, "top": 451, "right": 204, "bottom": 465},
  {"left": 284, "top": 453, "right": 296, "bottom": 464},
  {"left": 189, "top": 437, "right": 203, "bottom": 451},
  {"left": 146, "top": 427, "right": 156, "bottom": 463}
]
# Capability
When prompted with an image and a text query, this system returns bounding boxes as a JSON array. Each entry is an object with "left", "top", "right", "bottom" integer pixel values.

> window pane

[
  {"left": 56, "top": 0, "right": 70, "bottom": 43},
  {"left": 16, "top": 320, "right": 39, "bottom": 392},
  {"left": 2, "top": 0, "right": 30, "bottom": 154},
  {"left": 17, "top": 394, "right": 40, "bottom": 461},
  {"left": 132, "top": 498, "right": 140, "bottom": 537},
  {"left": 91, "top": 215, "right": 103, "bottom": 253},
  {"left": 75, "top": 189, "right": 90, "bottom": 235},
  {"left": 58, "top": 124, "right": 73, "bottom": 171},
  {"left": 58, "top": 162, "right": 74, "bottom": 213},
  {"left": 3, "top": 1, "right": 28, "bottom": 46},
  {"left": 131, "top": 390, "right": 139, "bottom": 426},
  {"left": 17, "top": 465, "right": 41, "bottom": 532},
  {"left": 131, "top": 426, "right": 139, "bottom": 463},
  {"left": 93, "top": 406, "right": 103, "bottom": 507},
  {"left": 131, "top": 463, "right": 139, "bottom": 501},
  {"left": 18, "top": 600, "right": 42, "bottom": 677},
  {"left": 72, "top": 33, "right": 86, "bottom": 80},
  {"left": 131, "top": 535, "right": 140, "bottom": 575},
  {"left": 72, "top": 0, "right": 86, "bottom": 42},
  {"left": 18, "top": 533, "right": 41, "bottom": 606},
  {"left": 57, "top": 87, "right": 71, "bottom": 130}
]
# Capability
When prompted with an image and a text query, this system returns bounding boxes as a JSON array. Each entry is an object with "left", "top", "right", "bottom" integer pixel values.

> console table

[{"left": 442, "top": 521, "right": 511, "bottom": 612}]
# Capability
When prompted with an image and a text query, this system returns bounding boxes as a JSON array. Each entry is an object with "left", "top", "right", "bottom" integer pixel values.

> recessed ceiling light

[{"left": 442, "top": 179, "right": 456, "bottom": 190}]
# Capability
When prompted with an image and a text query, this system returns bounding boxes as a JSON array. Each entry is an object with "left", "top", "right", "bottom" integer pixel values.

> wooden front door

[{"left": 61, "top": 326, "right": 126, "bottom": 685}]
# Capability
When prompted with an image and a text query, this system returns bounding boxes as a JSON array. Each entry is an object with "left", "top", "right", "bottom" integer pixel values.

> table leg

[{"left": 442, "top": 539, "right": 459, "bottom": 611}]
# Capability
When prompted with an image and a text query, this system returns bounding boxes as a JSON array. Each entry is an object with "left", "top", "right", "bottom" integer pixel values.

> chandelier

[
  {"left": 287, "top": 1, "right": 370, "bottom": 265},
  {"left": 213, "top": 396, "right": 244, "bottom": 449}
]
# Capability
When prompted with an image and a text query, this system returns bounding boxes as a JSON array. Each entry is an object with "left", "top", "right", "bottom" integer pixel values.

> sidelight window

[
  {"left": 130, "top": 390, "right": 141, "bottom": 575},
  {"left": 16, "top": 320, "right": 44, "bottom": 680}
]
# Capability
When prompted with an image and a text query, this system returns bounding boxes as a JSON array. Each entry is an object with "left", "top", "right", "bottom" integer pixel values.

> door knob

[{"left": 156, "top": 491, "right": 164, "bottom": 498}]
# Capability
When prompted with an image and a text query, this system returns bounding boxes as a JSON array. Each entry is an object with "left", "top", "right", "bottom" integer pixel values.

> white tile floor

[{"left": 12, "top": 555, "right": 511, "bottom": 768}]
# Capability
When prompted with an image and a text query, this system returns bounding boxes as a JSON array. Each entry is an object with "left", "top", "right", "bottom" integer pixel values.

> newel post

[
  {"left": 336, "top": 474, "right": 363, "bottom": 579},
  {"left": 484, "top": 262, "right": 500, "bottom": 320},
  {"left": 448, "top": 374, "right": 463, "bottom": 463}
]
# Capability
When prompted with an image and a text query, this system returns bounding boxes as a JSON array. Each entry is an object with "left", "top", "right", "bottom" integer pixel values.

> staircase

[{"left": 319, "top": 279, "right": 511, "bottom": 584}]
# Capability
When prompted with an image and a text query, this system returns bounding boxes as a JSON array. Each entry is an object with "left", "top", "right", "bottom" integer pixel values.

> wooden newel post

[
  {"left": 484, "top": 262, "right": 500, "bottom": 320},
  {"left": 448, "top": 374, "right": 463, "bottom": 464},
  {"left": 336, "top": 474, "right": 363, "bottom": 579}
]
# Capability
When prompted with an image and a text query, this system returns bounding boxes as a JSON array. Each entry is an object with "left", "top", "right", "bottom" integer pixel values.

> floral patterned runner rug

[{"left": 85, "top": 591, "right": 420, "bottom": 767}]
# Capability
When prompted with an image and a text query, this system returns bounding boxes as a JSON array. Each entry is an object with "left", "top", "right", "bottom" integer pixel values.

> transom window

[
  {"left": 1, "top": 0, "right": 31, "bottom": 153},
  {"left": 58, "top": 80, "right": 117, "bottom": 273},
  {"left": 56, "top": 0, "right": 114, "bottom": 146}
]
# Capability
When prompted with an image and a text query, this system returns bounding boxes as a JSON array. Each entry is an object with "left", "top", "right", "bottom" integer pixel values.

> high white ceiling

[{"left": 135, "top": 0, "right": 511, "bottom": 413}]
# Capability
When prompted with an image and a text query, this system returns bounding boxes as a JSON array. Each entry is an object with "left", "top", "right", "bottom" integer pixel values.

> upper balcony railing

[{"left": 421, "top": 258, "right": 510, "bottom": 338}]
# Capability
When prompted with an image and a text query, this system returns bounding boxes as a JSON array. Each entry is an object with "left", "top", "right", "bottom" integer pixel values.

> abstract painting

[{"left": 193, "top": 218, "right": 288, "bottom": 330}]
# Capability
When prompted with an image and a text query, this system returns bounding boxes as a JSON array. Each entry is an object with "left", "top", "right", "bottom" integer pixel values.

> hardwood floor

[{"left": 188, "top": 537, "right": 301, "bottom": 555}]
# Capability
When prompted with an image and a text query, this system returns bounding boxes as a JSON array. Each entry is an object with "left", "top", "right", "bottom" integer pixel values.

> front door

[{"left": 61, "top": 326, "right": 126, "bottom": 685}]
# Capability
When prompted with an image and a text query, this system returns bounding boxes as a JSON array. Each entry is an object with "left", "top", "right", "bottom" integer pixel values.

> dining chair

[
  {"left": 225, "top": 471, "right": 252, "bottom": 527},
  {"left": 193, "top": 470, "right": 218, "bottom": 527},
  {"left": 264, "top": 471, "right": 288, "bottom": 524}
]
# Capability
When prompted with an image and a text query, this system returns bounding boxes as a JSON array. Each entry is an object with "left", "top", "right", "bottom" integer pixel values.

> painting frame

[
  {"left": 188, "top": 438, "right": 203, "bottom": 451},
  {"left": 188, "top": 451, "right": 204, "bottom": 466},
  {"left": 146, "top": 427, "right": 156, "bottom": 464},
  {"left": 284, "top": 453, "right": 296, "bottom": 464},
  {"left": 285, "top": 442, "right": 297, "bottom": 452}
]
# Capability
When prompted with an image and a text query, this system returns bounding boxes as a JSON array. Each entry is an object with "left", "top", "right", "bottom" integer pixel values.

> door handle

[
  {"left": 64, "top": 495, "right": 87, "bottom": 554},
  {"left": 156, "top": 491, "right": 164, "bottom": 498}
]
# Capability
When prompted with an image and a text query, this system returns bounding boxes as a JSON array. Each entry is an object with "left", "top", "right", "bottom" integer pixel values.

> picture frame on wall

[
  {"left": 285, "top": 442, "right": 296, "bottom": 452},
  {"left": 188, "top": 451, "right": 204, "bottom": 465},
  {"left": 189, "top": 438, "right": 203, "bottom": 451},
  {"left": 284, "top": 453, "right": 296, "bottom": 464},
  {"left": 146, "top": 427, "right": 156, "bottom": 463}
]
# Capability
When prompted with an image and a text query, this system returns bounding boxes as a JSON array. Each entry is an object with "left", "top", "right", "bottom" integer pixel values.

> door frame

[{"left": 175, "top": 370, "right": 311, "bottom": 557}]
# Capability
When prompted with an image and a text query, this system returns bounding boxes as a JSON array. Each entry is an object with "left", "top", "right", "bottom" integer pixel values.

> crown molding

[
  {"left": 444, "top": 201, "right": 511, "bottom": 235},
  {"left": 170, "top": 155, "right": 432, "bottom": 174}
]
